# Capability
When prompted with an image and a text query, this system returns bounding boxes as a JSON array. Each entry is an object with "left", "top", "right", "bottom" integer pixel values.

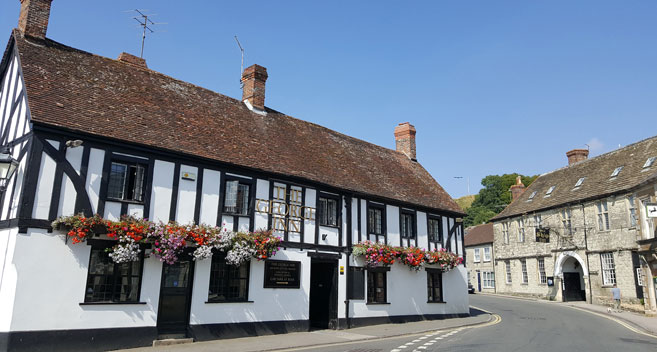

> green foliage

[{"left": 464, "top": 173, "right": 538, "bottom": 227}]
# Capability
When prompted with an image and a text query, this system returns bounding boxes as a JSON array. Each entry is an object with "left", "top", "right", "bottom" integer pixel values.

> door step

[{"left": 153, "top": 336, "right": 194, "bottom": 347}]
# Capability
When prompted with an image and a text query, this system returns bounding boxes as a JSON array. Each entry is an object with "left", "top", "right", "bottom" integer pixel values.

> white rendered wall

[
  {"left": 350, "top": 264, "right": 469, "bottom": 318},
  {"left": 85, "top": 148, "right": 105, "bottom": 214},
  {"left": 7, "top": 229, "right": 162, "bottom": 331},
  {"left": 104, "top": 201, "right": 121, "bottom": 221},
  {"left": 57, "top": 145, "right": 83, "bottom": 217},
  {"left": 254, "top": 179, "right": 269, "bottom": 230},
  {"left": 175, "top": 165, "right": 198, "bottom": 224},
  {"left": 189, "top": 249, "right": 312, "bottom": 325},
  {"left": 0, "top": 228, "right": 18, "bottom": 332},
  {"left": 387, "top": 205, "right": 400, "bottom": 246},
  {"left": 199, "top": 169, "right": 221, "bottom": 226},
  {"left": 149, "top": 160, "right": 174, "bottom": 222},
  {"left": 32, "top": 140, "right": 59, "bottom": 219},
  {"left": 416, "top": 211, "right": 428, "bottom": 249},
  {"left": 303, "top": 188, "right": 316, "bottom": 244}
]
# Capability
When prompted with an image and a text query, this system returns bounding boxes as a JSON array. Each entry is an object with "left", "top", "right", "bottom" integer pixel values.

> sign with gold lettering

[
  {"left": 256, "top": 185, "right": 316, "bottom": 233},
  {"left": 263, "top": 260, "right": 301, "bottom": 288},
  {"left": 536, "top": 227, "right": 550, "bottom": 243}
]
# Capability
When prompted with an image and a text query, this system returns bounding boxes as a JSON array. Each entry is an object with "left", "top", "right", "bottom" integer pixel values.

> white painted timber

[
  {"left": 85, "top": 148, "right": 105, "bottom": 214},
  {"left": 387, "top": 205, "right": 400, "bottom": 246},
  {"left": 199, "top": 170, "right": 221, "bottom": 226},
  {"left": 175, "top": 165, "right": 198, "bottom": 224},
  {"left": 104, "top": 201, "right": 121, "bottom": 221},
  {"left": 303, "top": 188, "right": 316, "bottom": 244},
  {"left": 416, "top": 211, "right": 428, "bottom": 249},
  {"left": 58, "top": 145, "right": 83, "bottom": 217},
  {"left": 32, "top": 141, "right": 60, "bottom": 219}
]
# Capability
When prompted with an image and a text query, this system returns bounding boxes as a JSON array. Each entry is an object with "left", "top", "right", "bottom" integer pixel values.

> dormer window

[
  {"left": 610, "top": 166, "right": 623, "bottom": 178},
  {"left": 527, "top": 191, "right": 537, "bottom": 202},
  {"left": 545, "top": 186, "right": 555, "bottom": 196},
  {"left": 643, "top": 157, "right": 656, "bottom": 169},
  {"left": 574, "top": 177, "right": 585, "bottom": 188}
]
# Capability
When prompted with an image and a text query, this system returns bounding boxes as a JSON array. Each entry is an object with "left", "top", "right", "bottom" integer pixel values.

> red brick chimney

[
  {"left": 566, "top": 149, "right": 589, "bottom": 166},
  {"left": 117, "top": 52, "right": 148, "bottom": 69},
  {"left": 394, "top": 122, "right": 417, "bottom": 160},
  {"left": 18, "top": 0, "right": 53, "bottom": 40},
  {"left": 510, "top": 176, "right": 526, "bottom": 201},
  {"left": 241, "top": 64, "right": 268, "bottom": 111}
]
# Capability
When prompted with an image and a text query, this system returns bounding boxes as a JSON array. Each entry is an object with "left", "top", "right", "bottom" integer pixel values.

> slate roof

[
  {"left": 492, "top": 135, "right": 657, "bottom": 221},
  {"left": 10, "top": 31, "right": 463, "bottom": 215},
  {"left": 464, "top": 223, "right": 493, "bottom": 246}
]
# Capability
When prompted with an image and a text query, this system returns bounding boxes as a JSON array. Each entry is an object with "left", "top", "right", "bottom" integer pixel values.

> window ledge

[
  {"left": 105, "top": 198, "right": 145, "bottom": 205},
  {"left": 206, "top": 300, "right": 254, "bottom": 304},
  {"left": 319, "top": 224, "right": 340, "bottom": 229},
  {"left": 80, "top": 302, "right": 147, "bottom": 306},
  {"left": 427, "top": 301, "right": 446, "bottom": 304},
  {"left": 366, "top": 302, "right": 391, "bottom": 305}
]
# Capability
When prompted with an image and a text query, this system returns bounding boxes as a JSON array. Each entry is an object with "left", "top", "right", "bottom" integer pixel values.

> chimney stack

[
  {"left": 566, "top": 149, "right": 589, "bottom": 166},
  {"left": 241, "top": 64, "right": 268, "bottom": 111},
  {"left": 394, "top": 122, "right": 417, "bottom": 160},
  {"left": 510, "top": 176, "right": 526, "bottom": 201},
  {"left": 18, "top": 0, "right": 53, "bottom": 40},
  {"left": 117, "top": 52, "right": 148, "bottom": 69}
]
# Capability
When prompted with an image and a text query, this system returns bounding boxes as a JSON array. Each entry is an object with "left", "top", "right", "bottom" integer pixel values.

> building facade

[
  {"left": 491, "top": 144, "right": 657, "bottom": 315},
  {"left": 0, "top": 1, "right": 468, "bottom": 351},
  {"left": 464, "top": 223, "right": 495, "bottom": 293}
]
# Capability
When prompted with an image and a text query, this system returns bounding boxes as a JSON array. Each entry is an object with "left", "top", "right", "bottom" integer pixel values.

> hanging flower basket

[
  {"left": 352, "top": 241, "right": 462, "bottom": 272},
  {"left": 52, "top": 214, "right": 281, "bottom": 265}
]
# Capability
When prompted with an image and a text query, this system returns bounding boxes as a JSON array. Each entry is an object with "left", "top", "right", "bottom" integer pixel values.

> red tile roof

[
  {"left": 464, "top": 223, "right": 493, "bottom": 246},
  {"left": 12, "top": 31, "right": 463, "bottom": 215}
]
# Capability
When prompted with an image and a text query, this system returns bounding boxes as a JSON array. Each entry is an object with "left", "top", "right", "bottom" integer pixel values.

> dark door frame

[
  {"left": 309, "top": 258, "right": 339, "bottom": 330},
  {"left": 156, "top": 256, "right": 196, "bottom": 335},
  {"left": 476, "top": 271, "right": 481, "bottom": 292}
]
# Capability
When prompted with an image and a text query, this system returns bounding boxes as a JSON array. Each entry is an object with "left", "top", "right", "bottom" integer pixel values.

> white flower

[
  {"left": 192, "top": 245, "right": 213, "bottom": 261},
  {"left": 109, "top": 242, "right": 141, "bottom": 263}
]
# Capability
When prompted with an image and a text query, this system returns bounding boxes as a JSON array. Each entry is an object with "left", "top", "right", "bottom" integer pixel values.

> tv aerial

[{"left": 126, "top": 9, "right": 167, "bottom": 58}]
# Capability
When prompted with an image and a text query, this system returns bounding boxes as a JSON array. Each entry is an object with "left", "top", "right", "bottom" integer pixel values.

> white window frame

[
  {"left": 601, "top": 252, "right": 616, "bottom": 286},
  {"left": 545, "top": 186, "right": 555, "bottom": 196},
  {"left": 643, "top": 156, "right": 656, "bottom": 169},
  {"left": 517, "top": 218, "right": 525, "bottom": 243},
  {"left": 637, "top": 267, "right": 645, "bottom": 287},
  {"left": 482, "top": 271, "right": 495, "bottom": 289},
  {"left": 527, "top": 191, "right": 537, "bottom": 201},
  {"left": 521, "top": 259, "right": 528, "bottom": 284},
  {"left": 610, "top": 166, "right": 623, "bottom": 178},
  {"left": 505, "top": 261, "right": 512, "bottom": 284},
  {"left": 473, "top": 248, "right": 481, "bottom": 263},
  {"left": 483, "top": 247, "right": 491, "bottom": 262},
  {"left": 538, "top": 257, "right": 547, "bottom": 284},
  {"left": 597, "top": 200, "right": 610, "bottom": 231},
  {"left": 574, "top": 177, "right": 585, "bottom": 189}
]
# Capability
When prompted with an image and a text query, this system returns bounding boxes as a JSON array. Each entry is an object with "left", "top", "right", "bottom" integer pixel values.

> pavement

[
  {"left": 122, "top": 308, "right": 492, "bottom": 352},
  {"left": 475, "top": 292, "right": 657, "bottom": 337}
]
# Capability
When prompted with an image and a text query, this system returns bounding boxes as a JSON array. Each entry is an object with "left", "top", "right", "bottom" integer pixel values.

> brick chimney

[
  {"left": 18, "top": 0, "right": 53, "bottom": 39},
  {"left": 117, "top": 52, "right": 148, "bottom": 69},
  {"left": 241, "top": 64, "right": 268, "bottom": 111},
  {"left": 394, "top": 122, "right": 417, "bottom": 160},
  {"left": 566, "top": 149, "right": 589, "bottom": 166},
  {"left": 510, "top": 176, "right": 525, "bottom": 201}
]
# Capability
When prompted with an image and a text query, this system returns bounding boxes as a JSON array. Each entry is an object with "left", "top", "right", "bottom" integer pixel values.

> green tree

[{"left": 464, "top": 173, "right": 538, "bottom": 227}]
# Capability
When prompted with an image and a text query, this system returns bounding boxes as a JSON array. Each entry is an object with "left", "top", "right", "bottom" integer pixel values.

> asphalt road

[{"left": 290, "top": 294, "right": 657, "bottom": 352}]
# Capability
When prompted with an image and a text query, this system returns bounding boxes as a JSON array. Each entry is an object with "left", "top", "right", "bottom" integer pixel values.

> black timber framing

[
  {"left": 47, "top": 139, "right": 66, "bottom": 221},
  {"left": 17, "top": 136, "right": 41, "bottom": 223},
  {"left": 357, "top": 197, "right": 362, "bottom": 243},
  {"left": 193, "top": 167, "right": 204, "bottom": 225},
  {"left": 74, "top": 145, "right": 91, "bottom": 213},
  {"left": 169, "top": 162, "right": 181, "bottom": 222},
  {"left": 1, "top": 139, "right": 29, "bottom": 220},
  {"left": 142, "top": 158, "right": 155, "bottom": 220}
]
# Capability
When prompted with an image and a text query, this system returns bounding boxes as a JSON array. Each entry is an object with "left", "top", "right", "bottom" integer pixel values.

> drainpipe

[
  {"left": 345, "top": 196, "right": 352, "bottom": 329},
  {"left": 581, "top": 203, "right": 593, "bottom": 304}
]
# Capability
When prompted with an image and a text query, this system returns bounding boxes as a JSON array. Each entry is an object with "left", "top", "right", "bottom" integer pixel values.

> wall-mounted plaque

[
  {"left": 264, "top": 260, "right": 301, "bottom": 288},
  {"left": 536, "top": 228, "right": 550, "bottom": 243}
]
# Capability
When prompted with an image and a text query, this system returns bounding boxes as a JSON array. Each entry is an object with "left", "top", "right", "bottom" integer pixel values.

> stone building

[
  {"left": 464, "top": 223, "right": 495, "bottom": 293},
  {"left": 491, "top": 138, "right": 657, "bottom": 314}
]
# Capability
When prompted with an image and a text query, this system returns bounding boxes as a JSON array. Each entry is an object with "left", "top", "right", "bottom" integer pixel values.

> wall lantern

[{"left": 0, "top": 147, "right": 19, "bottom": 191}]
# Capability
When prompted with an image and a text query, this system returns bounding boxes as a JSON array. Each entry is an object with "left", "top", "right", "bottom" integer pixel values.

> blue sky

[{"left": 2, "top": 1, "right": 656, "bottom": 199}]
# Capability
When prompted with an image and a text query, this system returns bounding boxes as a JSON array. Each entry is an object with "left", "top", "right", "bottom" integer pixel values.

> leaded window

[
  {"left": 85, "top": 246, "right": 143, "bottom": 303},
  {"left": 208, "top": 253, "right": 250, "bottom": 302},
  {"left": 503, "top": 222, "right": 509, "bottom": 244},
  {"left": 224, "top": 180, "right": 250, "bottom": 215},
  {"left": 367, "top": 270, "right": 387, "bottom": 303},
  {"left": 368, "top": 205, "right": 384, "bottom": 235},
  {"left": 400, "top": 211, "right": 415, "bottom": 239},
  {"left": 521, "top": 259, "right": 528, "bottom": 284},
  {"left": 107, "top": 161, "right": 146, "bottom": 202},
  {"left": 517, "top": 218, "right": 525, "bottom": 242},
  {"left": 318, "top": 197, "right": 338, "bottom": 227},
  {"left": 427, "top": 270, "right": 443, "bottom": 303},
  {"left": 628, "top": 195, "right": 637, "bottom": 228},
  {"left": 428, "top": 216, "right": 442, "bottom": 242},
  {"left": 505, "top": 260, "right": 512, "bottom": 283},
  {"left": 561, "top": 208, "right": 573, "bottom": 235},
  {"left": 601, "top": 252, "right": 616, "bottom": 285}
]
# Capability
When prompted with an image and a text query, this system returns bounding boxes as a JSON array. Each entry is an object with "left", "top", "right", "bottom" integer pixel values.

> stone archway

[{"left": 554, "top": 251, "right": 588, "bottom": 302}]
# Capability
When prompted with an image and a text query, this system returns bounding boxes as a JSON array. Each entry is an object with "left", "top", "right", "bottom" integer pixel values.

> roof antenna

[
  {"left": 234, "top": 36, "right": 245, "bottom": 89},
  {"left": 128, "top": 9, "right": 166, "bottom": 58}
]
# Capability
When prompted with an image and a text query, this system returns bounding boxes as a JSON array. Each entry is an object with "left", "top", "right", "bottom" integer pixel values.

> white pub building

[{"left": 0, "top": 1, "right": 468, "bottom": 350}]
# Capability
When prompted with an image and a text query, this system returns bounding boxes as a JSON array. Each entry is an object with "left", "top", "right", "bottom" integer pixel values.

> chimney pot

[
  {"left": 18, "top": 0, "right": 53, "bottom": 39},
  {"left": 241, "top": 64, "right": 268, "bottom": 111},
  {"left": 117, "top": 52, "right": 148, "bottom": 69},
  {"left": 510, "top": 175, "right": 526, "bottom": 201},
  {"left": 394, "top": 122, "right": 417, "bottom": 160},
  {"left": 566, "top": 149, "right": 589, "bottom": 166}
]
